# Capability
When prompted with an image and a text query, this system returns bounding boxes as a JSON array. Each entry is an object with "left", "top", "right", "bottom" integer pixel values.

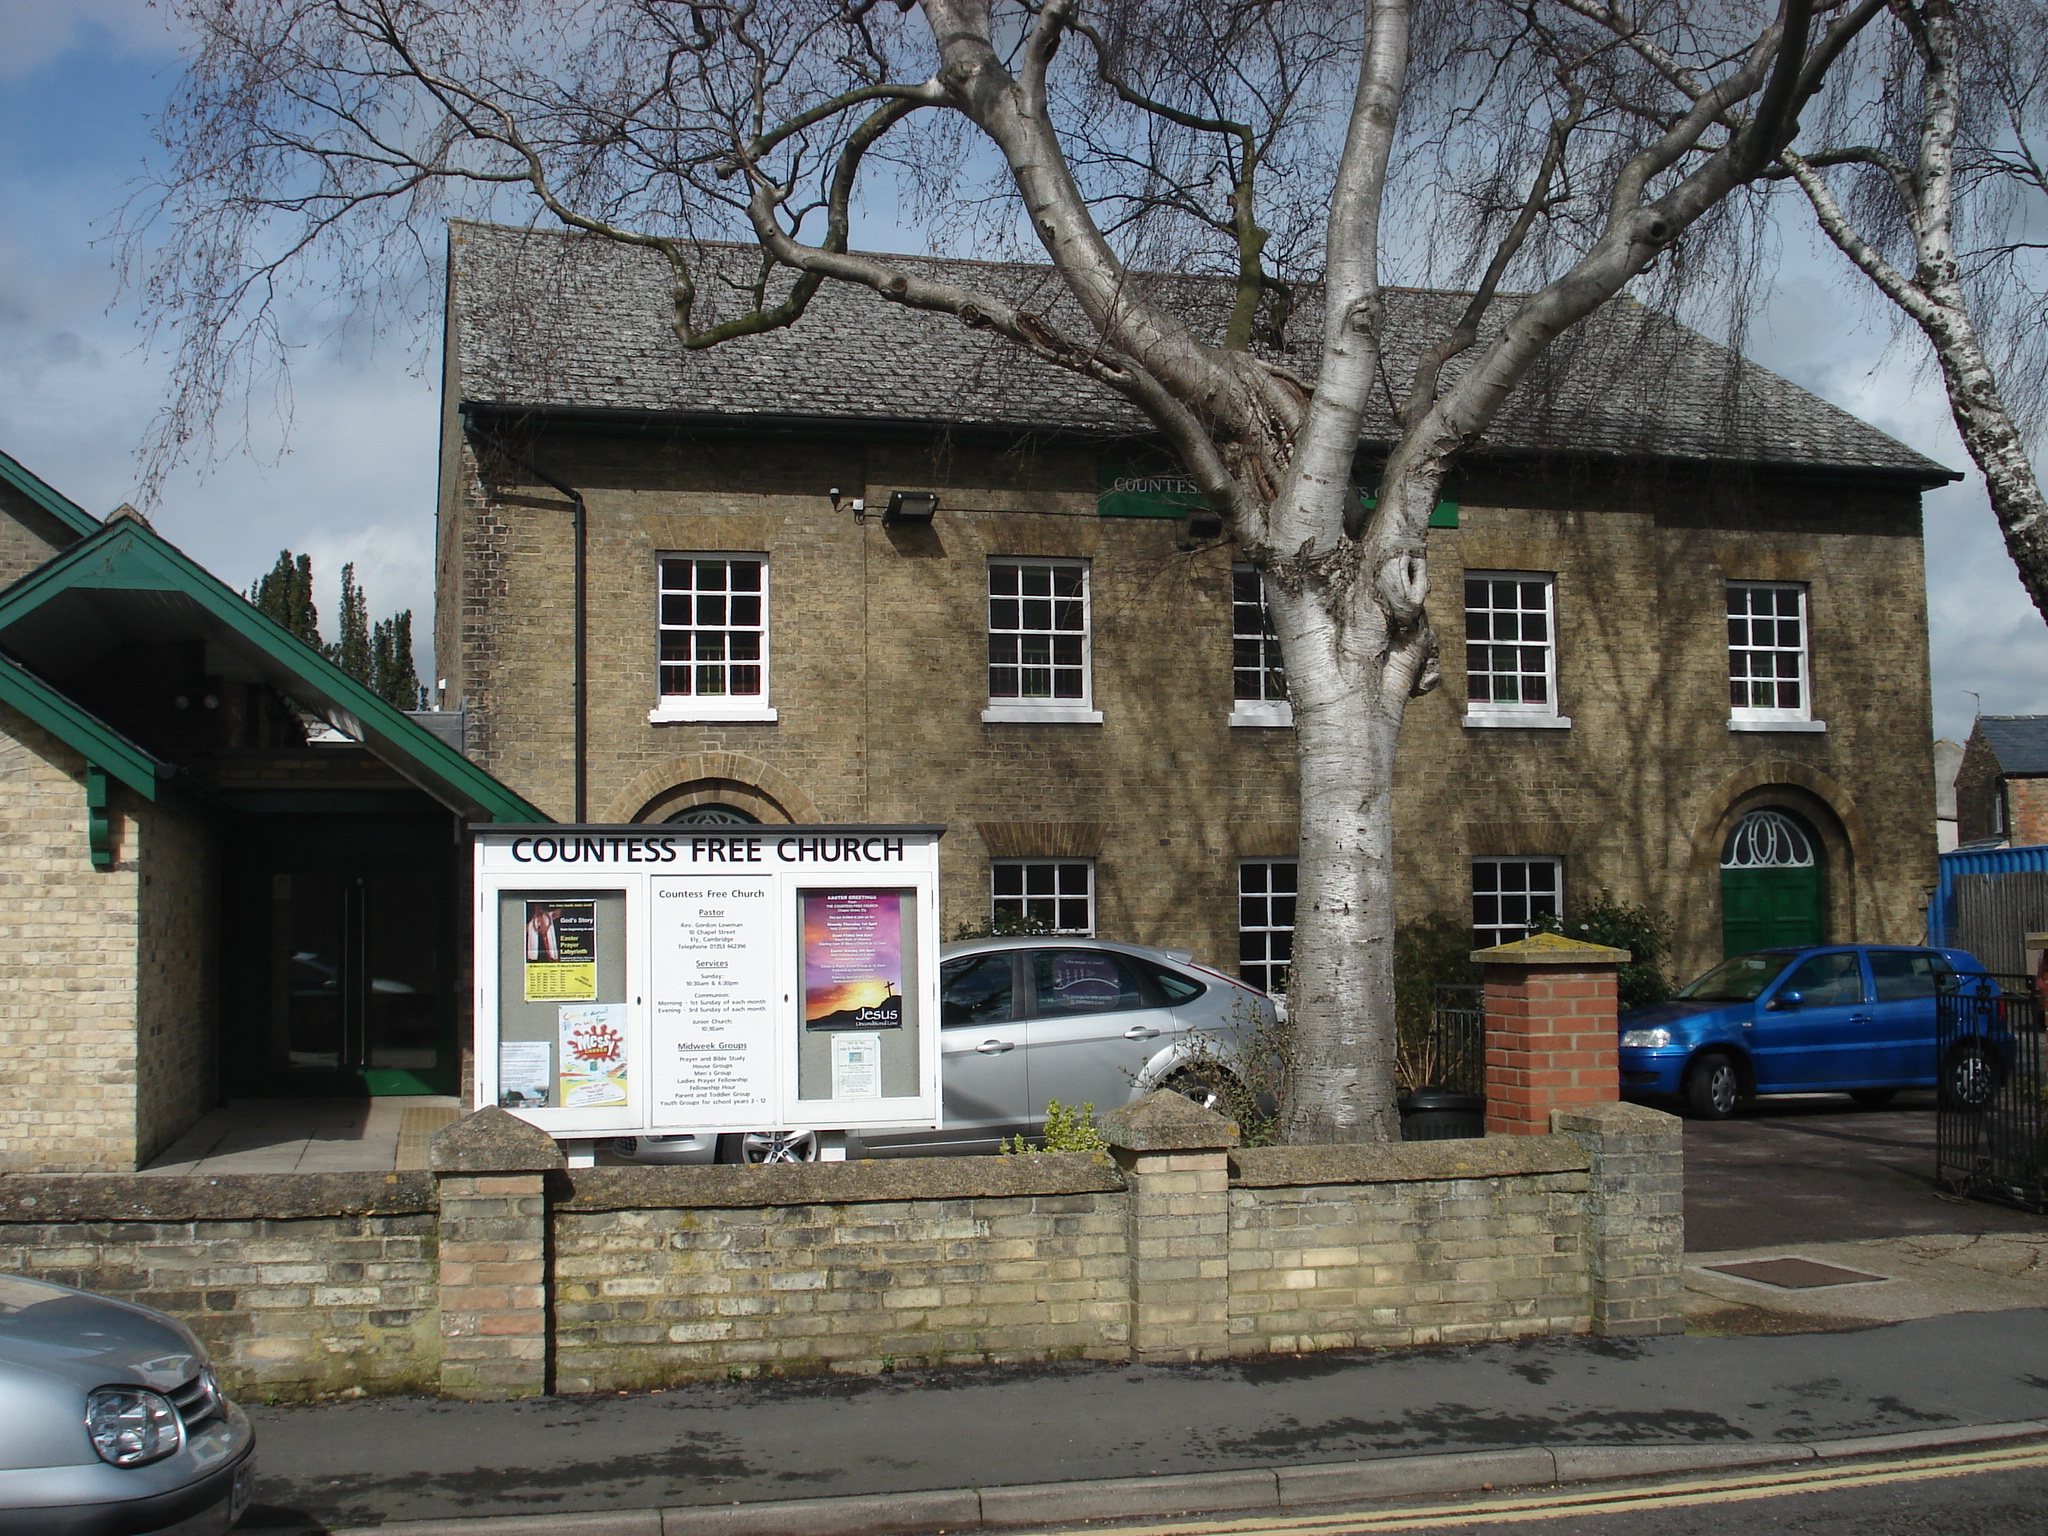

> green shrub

[
  {"left": 1000, "top": 1099, "right": 1105, "bottom": 1154},
  {"left": 1171, "top": 997, "right": 1296, "bottom": 1147},
  {"left": 1534, "top": 889, "right": 1674, "bottom": 1009},
  {"left": 950, "top": 911, "right": 1054, "bottom": 941}
]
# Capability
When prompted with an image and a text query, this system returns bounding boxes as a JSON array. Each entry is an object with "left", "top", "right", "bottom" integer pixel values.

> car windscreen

[{"left": 1675, "top": 952, "right": 1797, "bottom": 1002}]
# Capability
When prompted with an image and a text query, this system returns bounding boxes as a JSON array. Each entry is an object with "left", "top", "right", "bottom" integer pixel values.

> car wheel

[
  {"left": 1682, "top": 1052, "right": 1742, "bottom": 1120},
  {"left": 1161, "top": 1069, "right": 1237, "bottom": 1115},
  {"left": 1940, "top": 1042, "right": 1998, "bottom": 1112},
  {"left": 716, "top": 1131, "right": 820, "bottom": 1164},
  {"left": 1848, "top": 1088, "right": 1898, "bottom": 1107}
]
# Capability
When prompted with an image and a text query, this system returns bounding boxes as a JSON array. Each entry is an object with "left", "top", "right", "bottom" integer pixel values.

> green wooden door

[{"left": 1720, "top": 865, "right": 1824, "bottom": 956}]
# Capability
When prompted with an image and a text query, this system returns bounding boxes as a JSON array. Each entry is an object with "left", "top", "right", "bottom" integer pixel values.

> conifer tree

[
  {"left": 248, "top": 551, "right": 319, "bottom": 647},
  {"left": 331, "top": 562, "right": 372, "bottom": 684},
  {"left": 370, "top": 610, "right": 427, "bottom": 710}
]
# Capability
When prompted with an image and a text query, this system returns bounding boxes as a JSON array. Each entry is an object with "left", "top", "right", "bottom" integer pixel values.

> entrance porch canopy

[{"left": 0, "top": 515, "right": 543, "bottom": 824}]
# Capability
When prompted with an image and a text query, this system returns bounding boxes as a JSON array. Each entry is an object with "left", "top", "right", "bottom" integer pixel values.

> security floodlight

[{"left": 883, "top": 490, "right": 939, "bottom": 525}]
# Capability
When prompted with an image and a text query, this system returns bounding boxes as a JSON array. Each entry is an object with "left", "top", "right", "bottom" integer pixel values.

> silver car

[
  {"left": 614, "top": 937, "right": 1277, "bottom": 1162},
  {"left": 0, "top": 1274, "right": 254, "bottom": 1536}
]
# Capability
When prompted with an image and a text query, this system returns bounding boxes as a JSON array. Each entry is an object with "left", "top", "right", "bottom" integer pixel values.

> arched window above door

[
  {"left": 1722, "top": 808, "right": 1816, "bottom": 870},
  {"left": 664, "top": 803, "right": 760, "bottom": 826}
]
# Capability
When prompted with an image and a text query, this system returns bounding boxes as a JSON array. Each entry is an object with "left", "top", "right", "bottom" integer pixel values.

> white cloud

[{"left": 0, "top": 0, "right": 184, "bottom": 81}]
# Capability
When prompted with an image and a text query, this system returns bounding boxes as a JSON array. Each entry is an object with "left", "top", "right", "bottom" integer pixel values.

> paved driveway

[{"left": 1682, "top": 1089, "right": 2047, "bottom": 1251}]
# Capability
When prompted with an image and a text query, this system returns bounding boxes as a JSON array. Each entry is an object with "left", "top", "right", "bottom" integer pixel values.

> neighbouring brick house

[
  {"left": 439, "top": 223, "right": 1958, "bottom": 988},
  {"left": 0, "top": 451, "right": 540, "bottom": 1171},
  {"left": 1955, "top": 715, "right": 2048, "bottom": 847}
]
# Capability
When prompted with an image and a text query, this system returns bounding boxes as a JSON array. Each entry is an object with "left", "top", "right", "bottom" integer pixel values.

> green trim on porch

[
  {"left": 0, "top": 651, "right": 172, "bottom": 803},
  {"left": 0, "top": 519, "right": 545, "bottom": 823},
  {"left": 0, "top": 449, "right": 100, "bottom": 542}
]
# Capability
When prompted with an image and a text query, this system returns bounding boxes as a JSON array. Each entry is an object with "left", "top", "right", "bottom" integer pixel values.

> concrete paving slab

[
  {"left": 333, "top": 1514, "right": 661, "bottom": 1536},
  {"left": 1808, "top": 1420, "right": 2048, "bottom": 1457},
  {"left": 140, "top": 1096, "right": 460, "bottom": 1174},
  {"left": 659, "top": 1490, "right": 982, "bottom": 1536},
  {"left": 1276, "top": 1448, "right": 1555, "bottom": 1505},
  {"left": 1549, "top": 1441, "right": 1813, "bottom": 1480},
  {"left": 979, "top": 1471, "right": 1279, "bottom": 1526},
  {"left": 1685, "top": 1234, "right": 2048, "bottom": 1333}
]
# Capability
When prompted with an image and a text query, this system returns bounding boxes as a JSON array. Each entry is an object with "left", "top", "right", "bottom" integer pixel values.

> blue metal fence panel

[{"left": 1933, "top": 844, "right": 2048, "bottom": 948}]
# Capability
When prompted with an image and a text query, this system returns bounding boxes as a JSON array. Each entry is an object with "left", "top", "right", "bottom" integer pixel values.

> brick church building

[{"left": 438, "top": 222, "right": 1953, "bottom": 989}]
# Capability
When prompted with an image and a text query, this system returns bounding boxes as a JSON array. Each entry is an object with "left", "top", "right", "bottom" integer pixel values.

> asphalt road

[
  {"left": 238, "top": 1311, "right": 2048, "bottom": 1529},
  {"left": 1680, "top": 1090, "right": 2048, "bottom": 1251}
]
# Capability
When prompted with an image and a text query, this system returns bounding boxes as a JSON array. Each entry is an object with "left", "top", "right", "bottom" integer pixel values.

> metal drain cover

[{"left": 1702, "top": 1257, "right": 1890, "bottom": 1289}]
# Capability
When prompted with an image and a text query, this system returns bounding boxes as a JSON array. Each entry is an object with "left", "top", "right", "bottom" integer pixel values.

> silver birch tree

[
  {"left": 135, "top": 0, "right": 1883, "bottom": 1141},
  {"left": 1768, "top": 1, "right": 2048, "bottom": 624}
]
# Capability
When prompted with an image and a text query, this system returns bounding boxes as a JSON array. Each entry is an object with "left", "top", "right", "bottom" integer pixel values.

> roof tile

[{"left": 451, "top": 221, "right": 1951, "bottom": 480}]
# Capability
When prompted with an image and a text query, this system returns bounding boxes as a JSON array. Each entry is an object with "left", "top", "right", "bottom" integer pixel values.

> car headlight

[
  {"left": 1620, "top": 1027, "right": 1672, "bottom": 1049},
  {"left": 85, "top": 1386, "right": 182, "bottom": 1467}
]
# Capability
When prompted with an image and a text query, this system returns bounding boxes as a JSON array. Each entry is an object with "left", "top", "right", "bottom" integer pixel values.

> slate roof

[
  {"left": 451, "top": 220, "right": 1954, "bottom": 483},
  {"left": 1977, "top": 716, "right": 2048, "bottom": 776}
]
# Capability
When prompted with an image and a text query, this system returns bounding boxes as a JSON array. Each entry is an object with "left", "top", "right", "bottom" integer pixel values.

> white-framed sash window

[
  {"left": 649, "top": 554, "right": 777, "bottom": 723},
  {"left": 1231, "top": 566, "right": 1292, "bottom": 727},
  {"left": 991, "top": 859, "right": 1095, "bottom": 934},
  {"left": 983, "top": 558, "right": 1102, "bottom": 724},
  {"left": 1472, "top": 856, "right": 1562, "bottom": 949},
  {"left": 1727, "top": 581, "right": 1825, "bottom": 732},
  {"left": 1238, "top": 859, "right": 1296, "bottom": 994},
  {"left": 1463, "top": 572, "right": 1569, "bottom": 729}
]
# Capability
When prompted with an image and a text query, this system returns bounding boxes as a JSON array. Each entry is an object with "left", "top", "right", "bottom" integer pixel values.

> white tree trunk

[{"left": 1267, "top": 576, "right": 1413, "bottom": 1144}]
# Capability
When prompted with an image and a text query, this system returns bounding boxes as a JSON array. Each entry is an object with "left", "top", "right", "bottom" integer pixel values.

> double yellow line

[{"left": 1040, "top": 1441, "right": 2048, "bottom": 1535}]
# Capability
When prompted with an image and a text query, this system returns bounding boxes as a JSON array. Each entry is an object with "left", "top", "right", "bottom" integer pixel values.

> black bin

[{"left": 1398, "top": 1088, "right": 1485, "bottom": 1141}]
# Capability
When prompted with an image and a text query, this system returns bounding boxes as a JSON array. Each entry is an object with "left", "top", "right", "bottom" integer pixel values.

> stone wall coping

[
  {"left": 428, "top": 1107, "right": 567, "bottom": 1173},
  {"left": 0, "top": 1130, "right": 1620, "bottom": 1222},
  {"left": 1472, "top": 931, "right": 1631, "bottom": 965},
  {"left": 1099, "top": 1090, "right": 1240, "bottom": 1152},
  {"left": 0, "top": 1171, "right": 436, "bottom": 1224},
  {"left": 554, "top": 1153, "right": 1126, "bottom": 1211},
  {"left": 1550, "top": 1101, "right": 1683, "bottom": 1138},
  {"left": 1229, "top": 1134, "right": 1591, "bottom": 1189}
]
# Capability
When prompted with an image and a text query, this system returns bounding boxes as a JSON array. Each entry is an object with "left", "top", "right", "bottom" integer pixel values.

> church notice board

[{"left": 472, "top": 825, "right": 944, "bottom": 1138}]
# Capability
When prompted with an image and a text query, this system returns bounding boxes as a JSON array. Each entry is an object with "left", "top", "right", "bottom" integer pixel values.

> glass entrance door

[
  {"left": 270, "top": 872, "right": 444, "bottom": 1082},
  {"left": 222, "top": 811, "right": 457, "bottom": 1097}
]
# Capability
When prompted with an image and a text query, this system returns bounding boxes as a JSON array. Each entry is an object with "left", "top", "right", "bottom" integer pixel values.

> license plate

[{"left": 231, "top": 1462, "right": 253, "bottom": 1520}]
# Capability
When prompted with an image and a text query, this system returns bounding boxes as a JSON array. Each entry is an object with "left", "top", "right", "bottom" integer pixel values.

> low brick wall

[
  {"left": 0, "top": 1102, "right": 1683, "bottom": 1401},
  {"left": 553, "top": 1158, "right": 1129, "bottom": 1389},
  {"left": 1228, "top": 1140, "right": 1595, "bottom": 1351},
  {"left": 0, "top": 1173, "right": 438, "bottom": 1399}
]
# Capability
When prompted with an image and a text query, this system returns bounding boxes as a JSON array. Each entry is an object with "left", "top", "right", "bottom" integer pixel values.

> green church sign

[{"left": 1097, "top": 458, "right": 1460, "bottom": 527}]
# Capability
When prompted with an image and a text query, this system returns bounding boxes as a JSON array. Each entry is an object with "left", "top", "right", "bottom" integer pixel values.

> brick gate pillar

[
  {"left": 428, "top": 1107, "right": 564, "bottom": 1399},
  {"left": 1100, "top": 1090, "right": 1239, "bottom": 1363},
  {"left": 1473, "top": 932, "right": 1630, "bottom": 1136}
]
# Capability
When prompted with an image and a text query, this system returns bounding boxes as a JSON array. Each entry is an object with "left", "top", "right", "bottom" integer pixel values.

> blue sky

[{"left": 0, "top": 1, "right": 2042, "bottom": 740}]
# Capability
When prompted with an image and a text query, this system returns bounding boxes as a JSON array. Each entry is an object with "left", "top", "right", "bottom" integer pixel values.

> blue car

[{"left": 1618, "top": 944, "right": 1994, "bottom": 1119}]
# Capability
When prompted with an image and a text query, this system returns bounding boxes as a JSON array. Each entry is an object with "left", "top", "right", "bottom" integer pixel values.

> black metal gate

[
  {"left": 1936, "top": 974, "right": 2047, "bottom": 1213},
  {"left": 1396, "top": 984, "right": 1486, "bottom": 1141}
]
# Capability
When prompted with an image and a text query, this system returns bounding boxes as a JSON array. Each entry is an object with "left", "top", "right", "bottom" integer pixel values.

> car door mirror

[{"left": 1769, "top": 989, "right": 1803, "bottom": 1011}]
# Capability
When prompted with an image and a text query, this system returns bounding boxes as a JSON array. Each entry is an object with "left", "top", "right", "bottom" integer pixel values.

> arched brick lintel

[
  {"left": 599, "top": 753, "right": 822, "bottom": 826},
  {"left": 1686, "top": 761, "right": 1867, "bottom": 878},
  {"left": 1687, "top": 760, "right": 1870, "bottom": 942}
]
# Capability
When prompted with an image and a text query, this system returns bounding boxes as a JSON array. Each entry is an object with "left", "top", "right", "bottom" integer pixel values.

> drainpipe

[{"left": 463, "top": 414, "right": 588, "bottom": 822}]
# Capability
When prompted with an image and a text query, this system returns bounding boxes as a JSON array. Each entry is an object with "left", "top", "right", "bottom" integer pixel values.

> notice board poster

[
  {"left": 498, "top": 1041, "right": 552, "bottom": 1108},
  {"left": 559, "top": 1003, "right": 629, "bottom": 1108},
  {"left": 802, "top": 891, "right": 904, "bottom": 1030},
  {"left": 524, "top": 900, "right": 596, "bottom": 1000},
  {"left": 648, "top": 878, "right": 777, "bottom": 1125}
]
